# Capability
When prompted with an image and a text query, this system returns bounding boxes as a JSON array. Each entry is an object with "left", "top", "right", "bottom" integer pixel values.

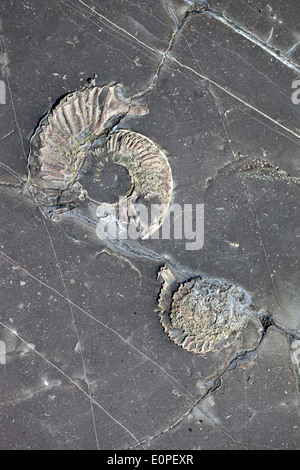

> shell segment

[{"left": 158, "top": 265, "right": 254, "bottom": 355}]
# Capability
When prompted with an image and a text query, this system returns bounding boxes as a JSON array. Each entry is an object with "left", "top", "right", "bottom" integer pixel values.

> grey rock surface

[{"left": 0, "top": 0, "right": 299, "bottom": 450}]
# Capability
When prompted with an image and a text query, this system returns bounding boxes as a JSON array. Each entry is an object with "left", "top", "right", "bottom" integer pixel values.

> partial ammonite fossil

[
  {"left": 28, "top": 83, "right": 173, "bottom": 238},
  {"left": 158, "top": 265, "right": 262, "bottom": 355}
]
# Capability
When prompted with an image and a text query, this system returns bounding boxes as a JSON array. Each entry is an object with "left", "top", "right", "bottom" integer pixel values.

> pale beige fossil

[
  {"left": 158, "top": 265, "right": 262, "bottom": 355},
  {"left": 95, "top": 129, "right": 173, "bottom": 238},
  {"left": 27, "top": 83, "right": 173, "bottom": 238}
]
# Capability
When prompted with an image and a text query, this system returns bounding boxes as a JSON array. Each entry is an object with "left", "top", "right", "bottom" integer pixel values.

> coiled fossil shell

[
  {"left": 28, "top": 84, "right": 173, "bottom": 237},
  {"left": 158, "top": 265, "right": 261, "bottom": 355}
]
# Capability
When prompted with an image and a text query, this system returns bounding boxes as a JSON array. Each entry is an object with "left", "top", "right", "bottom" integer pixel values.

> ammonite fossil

[
  {"left": 28, "top": 83, "right": 173, "bottom": 239},
  {"left": 158, "top": 265, "right": 262, "bottom": 355}
]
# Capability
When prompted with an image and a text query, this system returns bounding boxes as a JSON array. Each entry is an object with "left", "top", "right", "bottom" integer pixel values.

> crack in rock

[{"left": 206, "top": 155, "right": 300, "bottom": 187}]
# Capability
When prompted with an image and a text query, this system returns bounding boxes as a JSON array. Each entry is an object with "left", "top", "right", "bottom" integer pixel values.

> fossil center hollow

[{"left": 79, "top": 150, "right": 133, "bottom": 204}]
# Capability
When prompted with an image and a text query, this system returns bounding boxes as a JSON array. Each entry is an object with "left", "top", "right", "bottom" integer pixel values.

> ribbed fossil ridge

[
  {"left": 27, "top": 84, "right": 173, "bottom": 237},
  {"left": 158, "top": 265, "right": 256, "bottom": 355}
]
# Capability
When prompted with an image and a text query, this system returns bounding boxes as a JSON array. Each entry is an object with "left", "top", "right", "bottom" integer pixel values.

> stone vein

[
  {"left": 0, "top": 249, "right": 196, "bottom": 402},
  {"left": 202, "top": 8, "right": 300, "bottom": 74},
  {"left": 76, "top": 0, "right": 163, "bottom": 56},
  {"left": 40, "top": 216, "right": 101, "bottom": 450},
  {"left": 0, "top": 39, "right": 27, "bottom": 161},
  {"left": 170, "top": 56, "right": 300, "bottom": 141},
  {"left": 0, "top": 321, "right": 142, "bottom": 447}
]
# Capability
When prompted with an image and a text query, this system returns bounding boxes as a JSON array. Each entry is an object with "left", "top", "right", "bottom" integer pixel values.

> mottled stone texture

[{"left": 0, "top": 0, "right": 299, "bottom": 450}]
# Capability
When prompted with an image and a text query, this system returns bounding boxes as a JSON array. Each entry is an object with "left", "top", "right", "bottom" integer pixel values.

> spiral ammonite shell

[
  {"left": 158, "top": 265, "right": 261, "bottom": 355},
  {"left": 28, "top": 83, "right": 173, "bottom": 237}
]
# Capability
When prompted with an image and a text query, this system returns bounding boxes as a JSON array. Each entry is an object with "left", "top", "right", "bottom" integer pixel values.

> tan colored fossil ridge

[
  {"left": 27, "top": 84, "right": 173, "bottom": 237},
  {"left": 158, "top": 265, "right": 262, "bottom": 355}
]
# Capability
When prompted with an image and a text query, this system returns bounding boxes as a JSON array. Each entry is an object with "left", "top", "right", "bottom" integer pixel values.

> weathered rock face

[{"left": 0, "top": 0, "right": 299, "bottom": 451}]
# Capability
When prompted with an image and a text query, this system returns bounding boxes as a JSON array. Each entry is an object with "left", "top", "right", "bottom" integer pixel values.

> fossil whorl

[
  {"left": 98, "top": 129, "right": 173, "bottom": 238},
  {"left": 106, "top": 129, "right": 172, "bottom": 207},
  {"left": 28, "top": 84, "right": 131, "bottom": 192},
  {"left": 27, "top": 84, "right": 173, "bottom": 237},
  {"left": 157, "top": 265, "right": 260, "bottom": 355}
]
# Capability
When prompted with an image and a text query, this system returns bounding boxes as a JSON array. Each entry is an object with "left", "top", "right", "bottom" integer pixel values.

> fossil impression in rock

[
  {"left": 28, "top": 83, "right": 173, "bottom": 238},
  {"left": 158, "top": 265, "right": 262, "bottom": 355}
]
